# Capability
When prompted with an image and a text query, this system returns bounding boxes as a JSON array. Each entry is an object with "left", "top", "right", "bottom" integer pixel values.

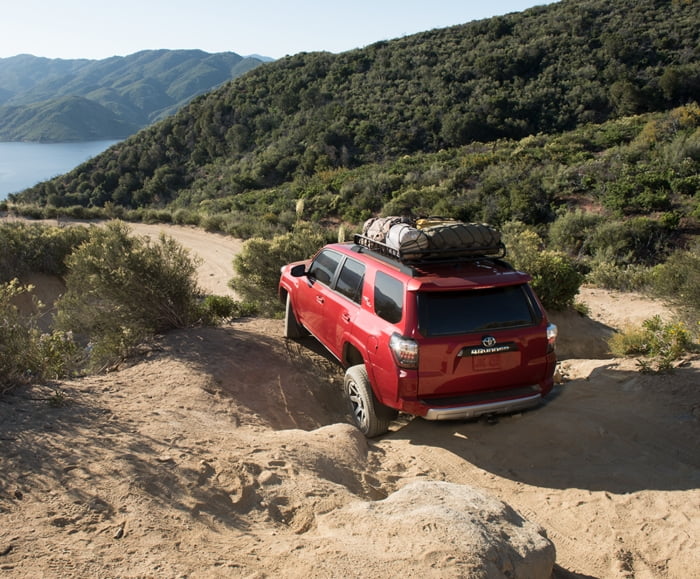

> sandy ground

[{"left": 1, "top": 221, "right": 699, "bottom": 578}]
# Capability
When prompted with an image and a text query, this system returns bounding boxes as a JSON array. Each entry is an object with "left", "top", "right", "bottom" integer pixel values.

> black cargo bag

[{"left": 421, "top": 222, "right": 503, "bottom": 256}]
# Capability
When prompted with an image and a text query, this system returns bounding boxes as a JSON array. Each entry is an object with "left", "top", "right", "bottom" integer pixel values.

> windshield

[{"left": 417, "top": 285, "right": 540, "bottom": 336}]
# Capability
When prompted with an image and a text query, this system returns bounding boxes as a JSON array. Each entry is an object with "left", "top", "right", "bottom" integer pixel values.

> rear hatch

[{"left": 414, "top": 284, "right": 549, "bottom": 402}]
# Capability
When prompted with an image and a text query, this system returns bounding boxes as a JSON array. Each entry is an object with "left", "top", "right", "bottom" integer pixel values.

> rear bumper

[{"left": 423, "top": 392, "right": 542, "bottom": 421}]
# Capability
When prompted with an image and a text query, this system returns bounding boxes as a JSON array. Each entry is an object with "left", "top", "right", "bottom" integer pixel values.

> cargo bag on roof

[
  {"left": 419, "top": 221, "right": 503, "bottom": 257},
  {"left": 359, "top": 216, "right": 505, "bottom": 261}
]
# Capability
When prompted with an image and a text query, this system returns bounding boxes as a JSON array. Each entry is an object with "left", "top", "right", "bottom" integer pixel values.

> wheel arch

[
  {"left": 278, "top": 284, "right": 290, "bottom": 305},
  {"left": 342, "top": 339, "right": 383, "bottom": 401},
  {"left": 343, "top": 341, "right": 365, "bottom": 368}
]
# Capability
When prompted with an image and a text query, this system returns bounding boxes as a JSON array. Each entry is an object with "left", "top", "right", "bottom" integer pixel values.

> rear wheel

[
  {"left": 284, "top": 294, "right": 307, "bottom": 339},
  {"left": 344, "top": 365, "right": 396, "bottom": 437}
]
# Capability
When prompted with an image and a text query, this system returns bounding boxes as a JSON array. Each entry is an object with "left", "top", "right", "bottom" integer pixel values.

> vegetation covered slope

[
  {"left": 0, "top": 50, "right": 266, "bottom": 141},
  {"left": 9, "top": 0, "right": 699, "bottom": 223}
]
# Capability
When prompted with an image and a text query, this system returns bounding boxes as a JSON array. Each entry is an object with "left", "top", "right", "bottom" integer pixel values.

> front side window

[
  {"left": 374, "top": 271, "right": 404, "bottom": 324},
  {"left": 418, "top": 285, "right": 539, "bottom": 336},
  {"left": 308, "top": 250, "right": 342, "bottom": 286},
  {"left": 336, "top": 258, "right": 365, "bottom": 304}
]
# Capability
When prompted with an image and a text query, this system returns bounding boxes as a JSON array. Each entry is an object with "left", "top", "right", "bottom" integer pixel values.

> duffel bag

[
  {"left": 362, "top": 216, "right": 406, "bottom": 242},
  {"left": 386, "top": 223, "right": 430, "bottom": 259}
]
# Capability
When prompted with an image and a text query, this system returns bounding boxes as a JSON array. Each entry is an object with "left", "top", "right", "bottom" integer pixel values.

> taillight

[
  {"left": 547, "top": 323, "right": 558, "bottom": 352},
  {"left": 389, "top": 333, "right": 419, "bottom": 369}
]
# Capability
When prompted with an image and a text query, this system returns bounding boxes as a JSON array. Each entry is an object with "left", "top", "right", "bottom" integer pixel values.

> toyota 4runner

[{"left": 278, "top": 230, "right": 558, "bottom": 437}]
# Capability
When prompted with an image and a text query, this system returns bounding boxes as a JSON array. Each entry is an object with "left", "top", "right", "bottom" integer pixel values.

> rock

[
  {"left": 314, "top": 480, "right": 555, "bottom": 578},
  {"left": 258, "top": 470, "right": 280, "bottom": 486}
]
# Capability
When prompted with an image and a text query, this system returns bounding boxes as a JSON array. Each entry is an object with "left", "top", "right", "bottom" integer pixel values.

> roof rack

[{"left": 352, "top": 234, "right": 507, "bottom": 266}]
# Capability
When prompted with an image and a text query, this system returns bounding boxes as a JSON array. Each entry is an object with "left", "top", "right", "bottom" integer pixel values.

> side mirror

[{"left": 290, "top": 264, "right": 307, "bottom": 277}]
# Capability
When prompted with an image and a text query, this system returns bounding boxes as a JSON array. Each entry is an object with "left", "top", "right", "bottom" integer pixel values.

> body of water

[{"left": 0, "top": 140, "right": 120, "bottom": 201}]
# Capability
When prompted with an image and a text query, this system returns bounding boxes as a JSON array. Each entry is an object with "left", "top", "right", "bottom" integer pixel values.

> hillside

[
  {"left": 0, "top": 50, "right": 266, "bottom": 142},
  {"left": 9, "top": 0, "right": 699, "bottom": 216}
]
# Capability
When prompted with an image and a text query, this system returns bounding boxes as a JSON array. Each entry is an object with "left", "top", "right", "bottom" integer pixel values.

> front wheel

[{"left": 344, "top": 365, "right": 397, "bottom": 438}]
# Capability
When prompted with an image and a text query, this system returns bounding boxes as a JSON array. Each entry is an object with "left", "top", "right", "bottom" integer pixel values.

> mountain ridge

[{"left": 0, "top": 50, "right": 268, "bottom": 142}]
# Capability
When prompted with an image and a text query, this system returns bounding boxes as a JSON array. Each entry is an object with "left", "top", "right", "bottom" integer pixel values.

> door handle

[
  {"left": 316, "top": 295, "right": 325, "bottom": 304},
  {"left": 342, "top": 312, "right": 351, "bottom": 323}
]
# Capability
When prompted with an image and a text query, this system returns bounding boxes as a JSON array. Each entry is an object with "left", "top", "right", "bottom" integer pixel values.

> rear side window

[
  {"left": 418, "top": 285, "right": 539, "bottom": 336},
  {"left": 309, "top": 250, "right": 342, "bottom": 286},
  {"left": 374, "top": 271, "right": 403, "bottom": 324},
  {"left": 336, "top": 258, "right": 365, "bottom": 304}
]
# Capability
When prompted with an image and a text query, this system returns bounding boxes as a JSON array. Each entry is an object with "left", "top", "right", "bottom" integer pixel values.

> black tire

[
  {"left": 284, "top": 294, "right": 307, "bottom": 339},
  {"left": 344, "top": 365, "right": 397, "bottom": 438}
]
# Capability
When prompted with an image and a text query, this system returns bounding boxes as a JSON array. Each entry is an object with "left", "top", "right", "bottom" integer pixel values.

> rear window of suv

[{"left": 417, "top": 285, "right": 540, "bottom": 336}]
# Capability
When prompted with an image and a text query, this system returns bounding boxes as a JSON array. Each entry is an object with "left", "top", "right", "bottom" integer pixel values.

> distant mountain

[{"left": 0, "top": 50, "right": 268, "bottom": 142}]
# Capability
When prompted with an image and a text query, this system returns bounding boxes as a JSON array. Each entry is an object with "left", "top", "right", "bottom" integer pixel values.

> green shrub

[
  {"left": 502, "top": 221, "right": 583, "bottom": 311},
  {"left": 548, "top": 209, "right": 602, "bottom": 257},
  {"left": 201, "top": 213, "right": 227, "bottom": 233},
  {"left": 172, "top": 208, "right": 202, "bottom": 226},
  {"left": 200, "top": 295, "right": 239, "bottom": 321},
  {"left": 0, "top": 280, "right": 36, "bottom": 390},
  {"left": 588, "top": 216, "right": 671, "bottom": 266},
  {"left": 11, "top": 204, "right": 45, "bottom": 220},
  {"left": 0, "top": 222, "right": 91, "bottom": 281},
  {"left": 608, "top": 316, "right": 694, "bottom": 373},
  {"left": 197, "top": 294, "right": 258, "bottom": 323},
  {"left": 56, "top": 221, "right": 203, "bottom": 370},
  {"left": 140, "top": 209, "right": 173, "bottom": 224},
  {"left": 33, "top": 330, "right": 79, "bottom": 380},
  {"left": 601, "top": 174, "right": 672, "bottom": 214},
  {"left": 0, "top": 280, "right": 78, "bottom": 392},
  {"left": 60, "top": 205, "right": 92, "bottom": 220},
  {"left": 586, "top": 261, "right": 652, "bottom": 292},
  {"left": 525, "top": 250, "right": 584, "bottom": 311},
  {"left": 650, "top": 245, "right": 700, "bottom": 314},
  {"left": 231, "top": 223, "right": 327, "bottom": 315}
]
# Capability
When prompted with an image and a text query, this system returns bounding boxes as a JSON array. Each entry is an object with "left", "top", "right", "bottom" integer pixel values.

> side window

[
  {"left": 374, "top": 271, "right": 403, "bottom": 324},
  {"left": 308, "top": 250, "right": 342, "bottom": 286},
  {"left": 335, "top": 258, "right": 365, "bottom": 304}
]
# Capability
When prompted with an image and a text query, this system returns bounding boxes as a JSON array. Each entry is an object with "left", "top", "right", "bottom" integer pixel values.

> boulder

[{"left": 312, "top": 480, "right": 555, "bottom": 578}]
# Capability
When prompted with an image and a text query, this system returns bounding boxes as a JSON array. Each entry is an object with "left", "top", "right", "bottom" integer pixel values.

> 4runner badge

[{"left": 458, "top": 339, "right": 518, "bottom": 357}]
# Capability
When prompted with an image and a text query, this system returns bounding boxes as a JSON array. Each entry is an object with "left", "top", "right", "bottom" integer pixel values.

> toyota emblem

[{"left": 482, "top": 336, "right": 497, "bottom": 348}]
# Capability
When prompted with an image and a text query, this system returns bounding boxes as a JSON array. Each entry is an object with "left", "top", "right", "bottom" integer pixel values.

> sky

[{"left": 1, "top": 0, "right": 559, "bottom": 61}]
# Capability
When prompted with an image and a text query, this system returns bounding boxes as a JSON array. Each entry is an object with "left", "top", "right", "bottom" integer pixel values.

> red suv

[{"left": 279, "top": 228, "right": 558, "bottom": 437}]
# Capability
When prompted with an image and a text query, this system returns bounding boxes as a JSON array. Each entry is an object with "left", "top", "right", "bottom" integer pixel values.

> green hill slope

[
  {"left": 0, "top": 50, "right": 266, "bottom": 142},
  {"left": 11, "top": 0, "right": 700, "bottom": 215}
]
